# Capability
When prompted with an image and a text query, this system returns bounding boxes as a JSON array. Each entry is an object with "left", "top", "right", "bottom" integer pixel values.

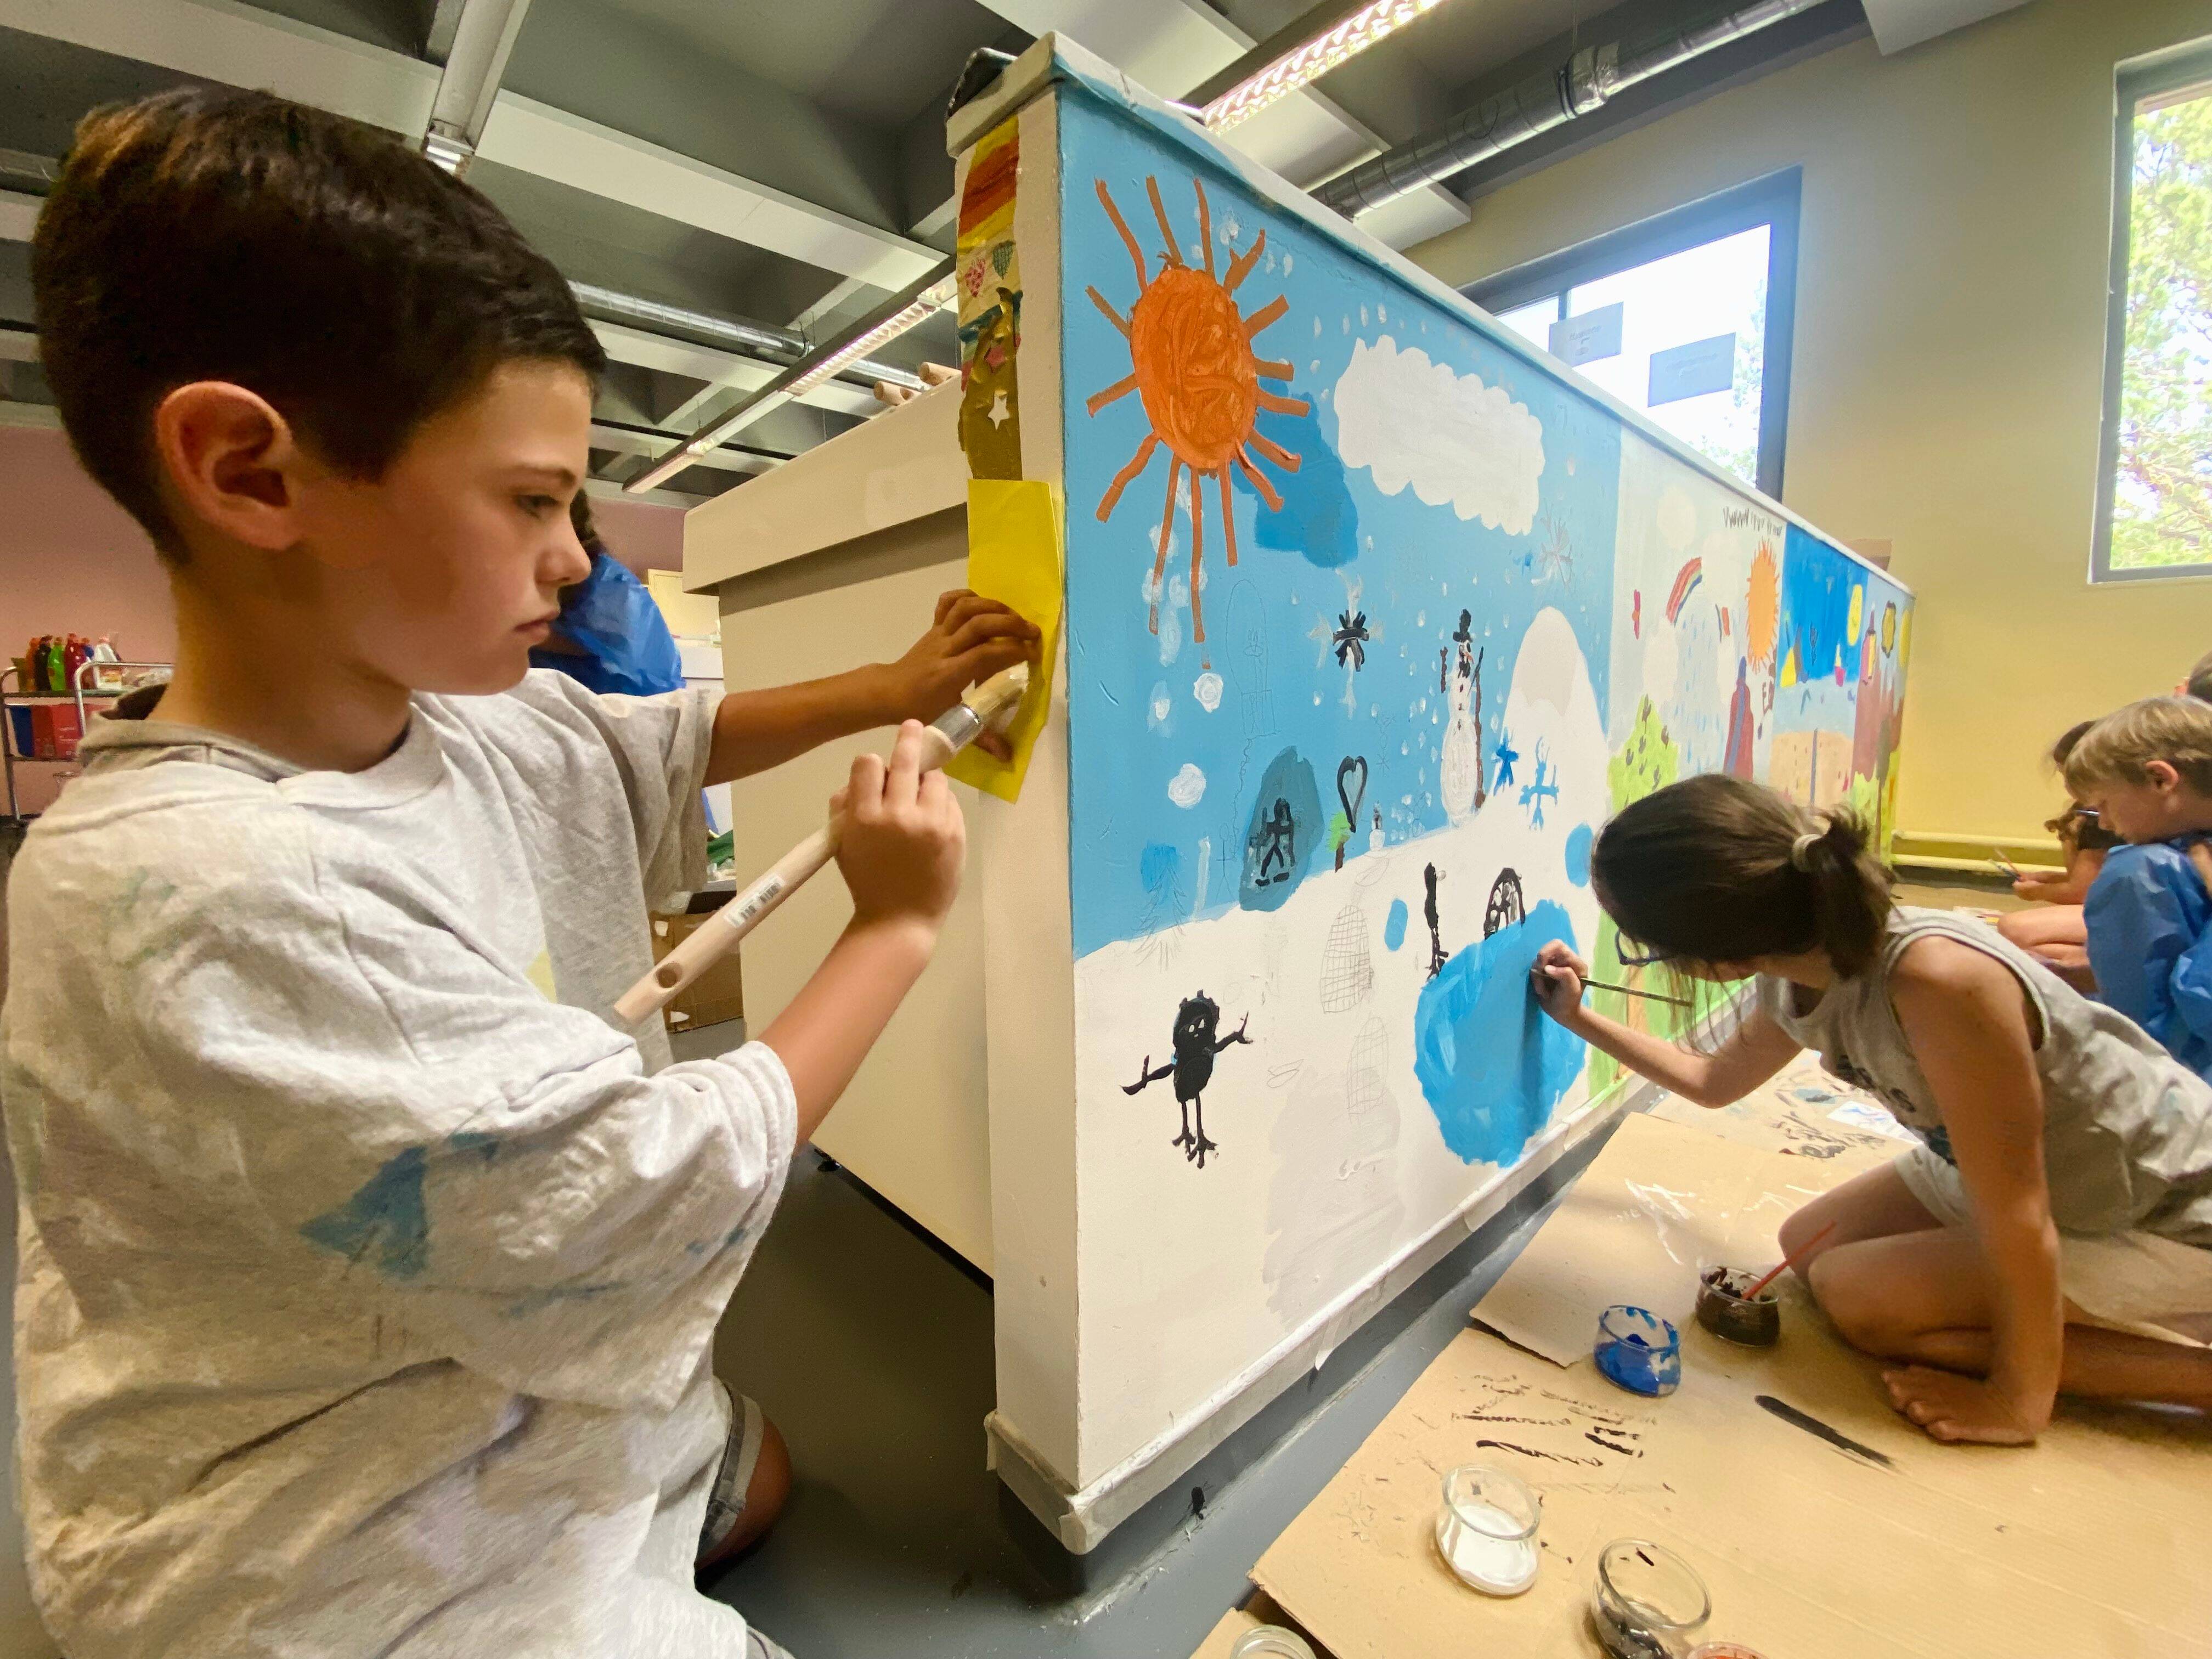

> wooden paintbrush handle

[{"left": 611, "top": 828, "right": 837, "bottom": 1025}]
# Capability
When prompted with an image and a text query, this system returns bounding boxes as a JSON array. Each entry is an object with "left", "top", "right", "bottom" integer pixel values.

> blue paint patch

[
  {"left": 1413, "top": 900, "right": 1587, "bottom": 1165},
  {"left": 723, "top": 1222, "right": 749, "bottom": 1250},
  {"left": 1239, "top": 747, "right": 1323, "bottom": 913},
  {"left": 1237, "top": 402, "right": 1359, "bottom": 568},
  {"left": 1384, "top": 898, "right": 1409, "bottom": 951},
  {"left": 301, "top": 1147, "right": 430, "bottom": 1279},
  {"left": 1564, "top": 823, "right": 1593, "bottom": 887},
  {"left": 1141, "top": 842, "right": 1181, "bottom": 897}
]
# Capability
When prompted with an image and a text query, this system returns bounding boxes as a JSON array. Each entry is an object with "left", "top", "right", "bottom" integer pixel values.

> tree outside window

[{"left": 2097, "top": 53, "right": 2212, "bottom": 579}]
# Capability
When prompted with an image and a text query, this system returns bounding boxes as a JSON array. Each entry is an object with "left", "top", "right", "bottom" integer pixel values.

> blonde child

[
  {"left": 2058, "top": 697, "right": 2212, "bottom": 1081},
  {"left": 1534, "top": 775, "right": 2212, "bottom": 1446}
]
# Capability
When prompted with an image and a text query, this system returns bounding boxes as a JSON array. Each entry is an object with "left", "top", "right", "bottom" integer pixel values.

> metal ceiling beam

[
  {"left": 589, "top": 420, "right": 778, "bottom": 477},
  {"left": 0, "top": 0, "right": 941, "bottom": 288},
  {"left": 421, "top": 0, "right": 533, "bottom": 174},
  {"left": 587, "top": 321, "right": 883, "bottom": 419},
  {"left": 966, "top": 0, "right": 1470, "bottom": 247},
  {"left": 584, "top": 476, "right": 711, "bottom": 511},
  {"left": 627, "top": 259, "right": 952, "bottom": 493}
]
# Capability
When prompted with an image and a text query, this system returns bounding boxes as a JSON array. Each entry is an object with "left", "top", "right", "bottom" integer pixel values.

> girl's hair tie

[{"left": 1790, "top": 830, "right": 1822, "bottom": 871}]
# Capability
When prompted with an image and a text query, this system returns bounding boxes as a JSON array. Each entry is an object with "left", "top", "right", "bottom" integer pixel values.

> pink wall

[
  {"left": 0, "top": 426, "right": 689, "bottom": 815},
  {"left": 588, "top": 490, "right": 686, "bottom": 577},
  {"left": 2, "top": 425, "right": 177, "bottom": 815}
]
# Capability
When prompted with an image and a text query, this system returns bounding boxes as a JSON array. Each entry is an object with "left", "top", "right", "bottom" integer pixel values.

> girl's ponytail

[
  {"left": 1592, "top": 774, "right": 1894, "bottom": 977},
  {"left": 1792, "top": 809, "right": 1891, "bottom": 978}
]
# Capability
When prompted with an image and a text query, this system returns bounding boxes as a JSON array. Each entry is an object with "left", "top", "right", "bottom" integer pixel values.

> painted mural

[{"left": 1047, "top": 80, "right": 1911, "bottom": 1475}]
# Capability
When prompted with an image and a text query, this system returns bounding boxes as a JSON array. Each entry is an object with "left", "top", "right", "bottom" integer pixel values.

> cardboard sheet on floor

[
  {"left": 1254, "top": 1110, "right": 2212, "bottom": 1658},
  {"left": 1468, "top": 1108, "right": 1888, "bottom": 1367}
]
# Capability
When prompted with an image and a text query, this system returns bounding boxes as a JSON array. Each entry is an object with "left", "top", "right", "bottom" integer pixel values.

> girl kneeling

[{"left": 1533, "top": 774, "right": 2212, "bottom": 1444}]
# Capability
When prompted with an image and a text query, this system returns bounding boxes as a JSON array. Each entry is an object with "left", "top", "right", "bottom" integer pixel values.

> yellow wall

[{"left": 1409, "top": 0, "right": 2212, "bottom": 846}]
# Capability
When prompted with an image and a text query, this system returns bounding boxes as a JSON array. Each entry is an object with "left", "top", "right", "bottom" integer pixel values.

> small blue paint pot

[{"left": 1594, "top": 1305, "right": 1681, "bottom": 1397}]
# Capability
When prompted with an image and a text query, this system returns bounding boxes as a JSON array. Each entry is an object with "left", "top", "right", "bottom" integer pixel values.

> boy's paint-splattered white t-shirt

[{"left": 3, "top": 670, "right": 794, "bottom": 1658}]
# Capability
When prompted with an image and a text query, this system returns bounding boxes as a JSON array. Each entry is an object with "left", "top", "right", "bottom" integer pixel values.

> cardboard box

[{"left": 649, "top": 909, "right": 744, "bottom": 1033}]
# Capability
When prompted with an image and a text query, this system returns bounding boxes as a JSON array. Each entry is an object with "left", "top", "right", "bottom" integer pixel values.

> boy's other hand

[
  {"left": 831, "top": 721, "right": 965, "bottom": 936},
  {"left": 881, "top": 591, "right": 1039, "bottom": 760}
]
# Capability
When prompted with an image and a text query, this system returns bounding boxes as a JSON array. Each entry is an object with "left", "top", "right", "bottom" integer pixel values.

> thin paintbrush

[
  {"left": 1529, "top": 964, "right": 1697, "bottom": 1009},
  {"left": 1581, "top": 975, "right": 1695, "bottom": 1008},
  {"left": 611, "top": 663, "right": 1030, "bottom": 1026}
]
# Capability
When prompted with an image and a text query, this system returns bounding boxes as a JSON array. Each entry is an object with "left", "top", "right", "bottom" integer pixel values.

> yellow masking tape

[{"left": 943, "top": 477, "right": 1063, "bottom": 804}]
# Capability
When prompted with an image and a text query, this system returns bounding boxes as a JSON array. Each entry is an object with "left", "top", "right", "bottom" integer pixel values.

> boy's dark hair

[
  {"left": 2188, "top": 650, "right": 2212, "bottom": 703},
  {"left": 1593, "top": 774, "right": 1894, "bottom": 979},
  {"left": 32, "top": 87, "right": 605, "bottom": 561},
  {"left": 2050, "top": 720, "right": 2095, "bottom": 769}
]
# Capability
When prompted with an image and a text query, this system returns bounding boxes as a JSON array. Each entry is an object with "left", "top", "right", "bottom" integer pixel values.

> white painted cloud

[
  {"left": 1193, "top": 671, "right": 1223, "bottom": 712},
  {"left": 1167, "top": 764, "right": 1206, "bottom": 808},
  {"left": 1331, "top": 337, "right": 1544, "bottom": 535}
]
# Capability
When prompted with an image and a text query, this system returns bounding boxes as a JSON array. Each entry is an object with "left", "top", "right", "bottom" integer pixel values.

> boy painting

[{"left": 4, "top": 90, "right": 1031, "bottom": 1657}]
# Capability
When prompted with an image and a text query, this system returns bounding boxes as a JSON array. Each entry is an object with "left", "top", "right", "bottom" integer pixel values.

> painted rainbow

[{"left": 1664, "top": 557, "right": 1704, "bottom": 624}]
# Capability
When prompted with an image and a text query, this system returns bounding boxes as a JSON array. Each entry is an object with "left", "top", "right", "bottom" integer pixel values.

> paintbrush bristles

[{"left": 967, "top": 662, "right": 1030, "bottom": 727}]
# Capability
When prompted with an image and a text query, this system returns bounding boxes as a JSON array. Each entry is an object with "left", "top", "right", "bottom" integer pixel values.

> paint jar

[
  {"left": 1695, "top": 1266, "right": 1781, "bottom": 1347},
  {"left": 1229, "top": 1627, "right": 1314, "bottom": 1659},
  {"left": 1591, "top": 1539, "right": 1711, "bottom": 1659},
  {"left": 1594, "top": 1305, "right": 1681, "bottom": 1396},
  {"left": 1434, "top": 1462, "right": 1541, "bottom": 1595}
]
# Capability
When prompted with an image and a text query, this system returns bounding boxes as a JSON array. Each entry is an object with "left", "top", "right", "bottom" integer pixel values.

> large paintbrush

[{"left": 612, "top": 663, "right": 1030, "bottom": 1026}]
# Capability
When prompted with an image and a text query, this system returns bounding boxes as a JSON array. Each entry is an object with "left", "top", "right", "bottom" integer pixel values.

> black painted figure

[
  {"left": 1484, "top": 867, "right": 1526, "bottom": 938},
  {"left": 1125, "top": 991, "right": 1252, "bottom": 1167},
  {"left": 1424, "top": 862, "right": 1449, "bottom": 979},
  {"left": 1252, "top": 798, "right": 1296, "bottom": 885}
]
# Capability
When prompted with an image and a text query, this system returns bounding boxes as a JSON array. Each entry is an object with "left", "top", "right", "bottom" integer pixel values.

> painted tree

[{"left": 2113, "top": 87, "right": 2212, "bottom": 570}]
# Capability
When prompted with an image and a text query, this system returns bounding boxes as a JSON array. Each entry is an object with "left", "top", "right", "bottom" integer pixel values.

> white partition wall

[{"left": 687, "top": 36, "right": 1912, "bottom": 1550}]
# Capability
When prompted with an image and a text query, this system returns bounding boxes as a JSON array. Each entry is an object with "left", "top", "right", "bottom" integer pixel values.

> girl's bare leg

[{"left": 1809, "top": 1226, "right": 2212, "bottom": 1408}]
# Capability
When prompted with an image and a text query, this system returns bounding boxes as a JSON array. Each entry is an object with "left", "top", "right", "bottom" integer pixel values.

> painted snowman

[{"left": 1440, "top": 610, "right": 1484, "bottom": 825}]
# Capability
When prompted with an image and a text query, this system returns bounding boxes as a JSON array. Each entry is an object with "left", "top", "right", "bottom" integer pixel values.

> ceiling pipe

[
  {"left": 568, "top": 282, "right": 923, "bottom": 392},
  {"left": 1314, "top": 0, "right": 1827, "bottom": 219}
]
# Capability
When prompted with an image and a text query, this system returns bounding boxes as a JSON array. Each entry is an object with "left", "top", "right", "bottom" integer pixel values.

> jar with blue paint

[{"left": 1594, "top": 1305, "right": 1681, "bottom": 1396}]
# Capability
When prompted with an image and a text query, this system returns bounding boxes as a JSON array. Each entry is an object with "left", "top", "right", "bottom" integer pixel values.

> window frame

[
  {"left": 1464, "top": 169, "right": 1802, "bottom": 501},
  {"left": 2091, "top": 44, "right": 2212, "bottom": 584}
]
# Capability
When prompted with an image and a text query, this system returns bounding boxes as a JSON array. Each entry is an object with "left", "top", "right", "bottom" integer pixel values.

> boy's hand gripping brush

[{"left": 611, "top": 663, "right": 1030, "bottom": 1026}]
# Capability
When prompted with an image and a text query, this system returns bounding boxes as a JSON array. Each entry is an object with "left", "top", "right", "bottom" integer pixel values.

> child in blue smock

[{"left": 2064, "top": 697, "right": 2212, "bottom": 1083}]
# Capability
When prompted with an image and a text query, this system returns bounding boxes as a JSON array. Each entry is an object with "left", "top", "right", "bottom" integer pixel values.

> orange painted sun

[
  {"left": 1085, "top": 176, "right": 1306, "bottom": 644},
  {"left": 1746, "top": 541, "right": 1780, "bottom": 671}
]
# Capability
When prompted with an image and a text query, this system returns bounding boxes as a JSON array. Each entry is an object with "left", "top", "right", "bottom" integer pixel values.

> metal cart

[{"left": 1, "top": 657, "right": 171, "bottom": 822}]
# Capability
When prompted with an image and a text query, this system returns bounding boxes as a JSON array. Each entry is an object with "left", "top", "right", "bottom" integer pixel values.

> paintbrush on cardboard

[{"left": 612, "top": 663, "right": 1029, "bottom": 1026}]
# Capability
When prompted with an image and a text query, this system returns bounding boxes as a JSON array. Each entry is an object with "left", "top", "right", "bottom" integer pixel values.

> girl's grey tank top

[{"left": 1758, "top": 906, "right": 2212, "bottom": 1244}]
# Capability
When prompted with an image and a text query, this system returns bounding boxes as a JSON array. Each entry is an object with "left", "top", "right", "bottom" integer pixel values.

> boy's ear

[
  {"left": 2146, "top": 760, "right": 2182, "bottom": 793},
  {"left": 152, "top": 381, "right": 314, "bottom": 556}
]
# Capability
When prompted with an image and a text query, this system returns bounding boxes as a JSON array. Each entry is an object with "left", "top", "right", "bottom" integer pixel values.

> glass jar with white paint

[{"left": 1434, "top": 1462, "right": 1542, "bottom": 1595}]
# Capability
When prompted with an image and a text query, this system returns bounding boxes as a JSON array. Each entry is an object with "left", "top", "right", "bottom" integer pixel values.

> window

[
  {"left": 2095, "top": 45, "right": 2212, "bottom": 581},
  {"left": 1467, "top": 171, "right": 1801, "bottom": 498}
]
